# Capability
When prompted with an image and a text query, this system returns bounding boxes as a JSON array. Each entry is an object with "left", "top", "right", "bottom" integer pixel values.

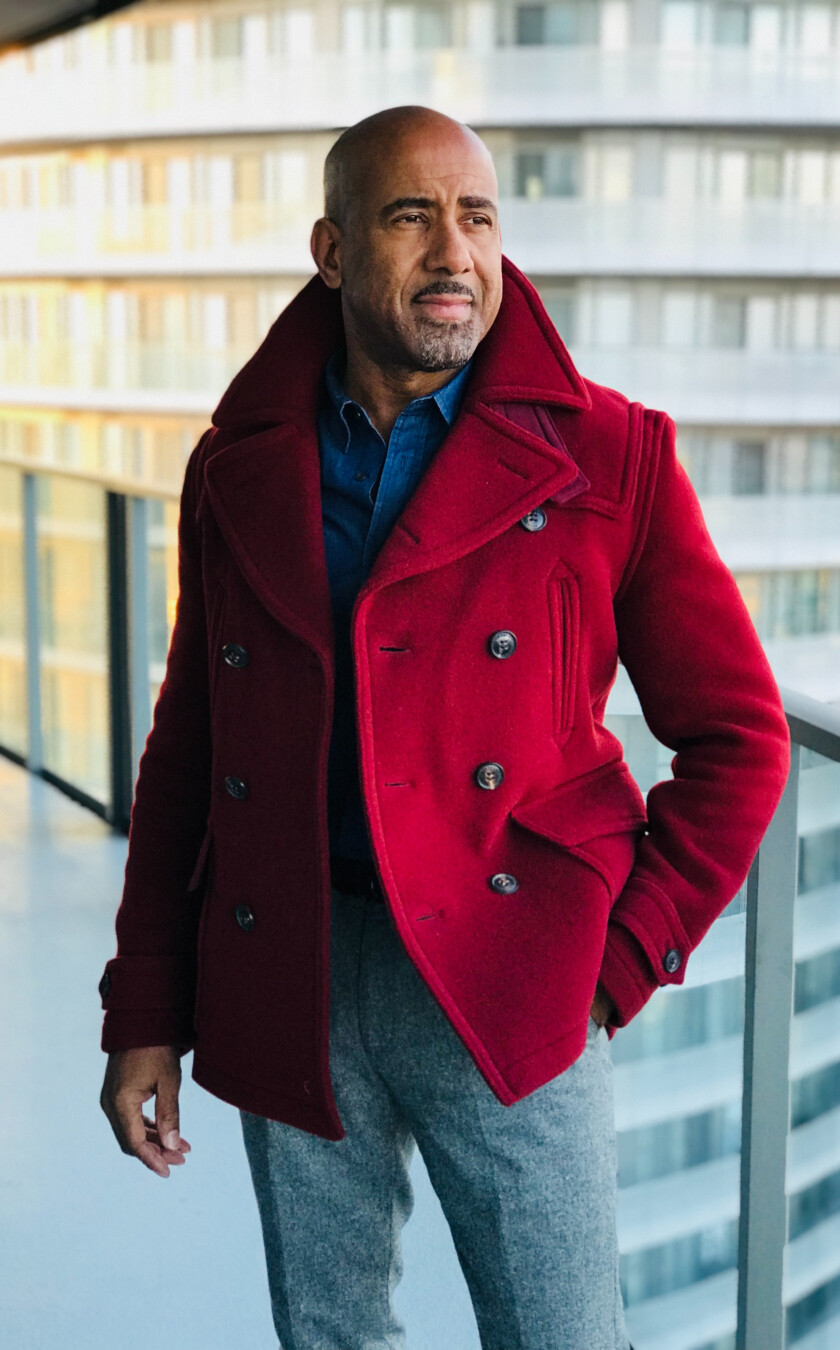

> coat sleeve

[
  {"left": 99, "top": 434, "right": 214, "bottom": 1054},
  {"left": 597, "top": 410, "right": 791, "bottom": 1028}
]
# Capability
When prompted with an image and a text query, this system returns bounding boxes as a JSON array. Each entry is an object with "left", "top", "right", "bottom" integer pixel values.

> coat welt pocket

[
  {"left": 187, "top": 824, "right": 213, "bottom": 894},
  {"left": 548, "top": 565, "right": 580, "bottom": 745}
]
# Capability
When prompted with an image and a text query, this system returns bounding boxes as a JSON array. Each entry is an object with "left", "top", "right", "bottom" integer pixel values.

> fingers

[
  {"left": 141, "top": 1114, "right": 191, "bottom": 1162},
  {"left": 100, "top": 1047, "right": 190, "bottom": 1179},
  {"left": 154, "top": 1072, "right": 187, "bottom": 1158}
]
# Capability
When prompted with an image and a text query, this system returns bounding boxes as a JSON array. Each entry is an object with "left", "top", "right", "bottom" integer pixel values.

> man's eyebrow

[{"left": 379, "top": 195, "right": 498, "bottom": 218}]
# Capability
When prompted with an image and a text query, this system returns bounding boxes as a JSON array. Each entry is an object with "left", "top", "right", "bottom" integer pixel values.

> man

[{"left": 100, "top": 106, "right": 790, "bottom": 1350}]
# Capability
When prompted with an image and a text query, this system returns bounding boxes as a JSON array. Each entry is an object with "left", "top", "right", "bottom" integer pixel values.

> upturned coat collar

[{"left": 203, "top": 255, "right": 593, "bottom": 660}]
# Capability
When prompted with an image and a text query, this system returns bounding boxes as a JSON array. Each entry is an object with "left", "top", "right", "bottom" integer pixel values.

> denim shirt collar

[{"left": 322, "top": 346, "right": 473, "bottom": 452}]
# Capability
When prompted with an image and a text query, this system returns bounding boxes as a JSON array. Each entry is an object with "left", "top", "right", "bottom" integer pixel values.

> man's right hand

[{"left": 100, "top": 1046, "right": 191, "bottom": 1178}]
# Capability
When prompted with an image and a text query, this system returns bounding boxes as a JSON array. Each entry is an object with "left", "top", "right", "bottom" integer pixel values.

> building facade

[{"left": 0, "top": 3, "right": 839, "bottom": 1347}]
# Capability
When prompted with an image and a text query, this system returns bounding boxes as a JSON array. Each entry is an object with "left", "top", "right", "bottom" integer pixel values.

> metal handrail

[{"left": 781, "top": 684, "right": 840, "bottom": 760}]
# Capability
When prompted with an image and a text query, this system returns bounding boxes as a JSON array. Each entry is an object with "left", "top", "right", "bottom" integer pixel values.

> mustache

[{"left": 413, "top": 282, "right": 475, "bottom": 301}]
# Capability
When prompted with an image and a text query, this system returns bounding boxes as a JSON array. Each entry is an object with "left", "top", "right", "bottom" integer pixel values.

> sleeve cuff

[
  {"left": 101, "top": 1009, "right": 196, "bottom": 1055},
  {"left": 598, "top": 920, "right": 660, "bottom": 1028}
]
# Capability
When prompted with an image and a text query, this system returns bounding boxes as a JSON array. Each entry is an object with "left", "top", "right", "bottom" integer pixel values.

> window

[
  {"left": 142, "top": 23, "right": 173, "bottom": 64},
  {"left": 544, "top": 293, "right": 576, "bottom": 343},
  {"left": 343, "top": 5, "right": 381, "bottom": 51},
  {"left": 714, "top": 3, "right": 750, "bottom": 46},
  {"left": 717, "top": 150, "right": 748, "bottom": 201},
  {"left": 791, "top": 294, "right": 820, "bottom": 349},
  {"left": 516, "top": 3, "right": 590, "bottom": 45},
  {"left": 545, "top": 2, "right": 583, "bottom": 44},
  {"left": 712, "top": 295, "right": 747, "bottom": 347},
  {"left": 733, "top": 441, "right": 767, "bottom": 494},
  {"left": 611, "top": 978, "right": 744, "bottom": 1064},
  {"left": 795, "top": 949, "right": 840, "bottom": 1015},
  {"left": 416, "top": 6, "right": 452, "bottom": 48},
  {"left": 661, "top": 1, "right": 699, "bottom": 49},
  {"left": 798, "top": 151, "right": 827, "bottom": 205},
  {"left": 798, "top": 4, "right": 835, "bottom": 55},
  {"left": 749, "top": 150, "right": 782, "bottom": 198},
  {"left": 516, "top": 5, "right": 545, "bottom": 44},
  {"left": 733, "top": 569, "right": 840, "bottom": 638},
  {"left": 211, "top": 18, "right": 244, "bottom": 60},
  {"left": 516, "top": 151, "right": 546, "bottom": 199},
  {"left": 621, "top": 1222, "right": 738, "bottom": 1306},
  {"left": 465, "top": 1, "right": 497, "bottom": 49},
  {"left": 618, "top": 1103, "right": 742, "bottom": 1187},
  {"left": 514, "top": 146, "right": 579, "bottom": 198},
  {"left": 786, "top": 1270, "right": 840, "bottom": 1346},
  {"left": 593, "top": 288, "right": 634, "bottom": 346},
  {"left": 662, "top": 291, "right": 697, "bottom": 347},
  {"left": 799, "top": 825, "right": 840, "bottom": 893}
]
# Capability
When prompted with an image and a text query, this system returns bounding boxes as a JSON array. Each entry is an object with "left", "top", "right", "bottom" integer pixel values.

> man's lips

[{"left": 414, "top": 295, "right": 474, "bottom": 319}]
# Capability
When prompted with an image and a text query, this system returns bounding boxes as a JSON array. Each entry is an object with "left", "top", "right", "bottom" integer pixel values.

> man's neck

[{"left": 341, "top": 345, "right": 466, "bottom": 444}]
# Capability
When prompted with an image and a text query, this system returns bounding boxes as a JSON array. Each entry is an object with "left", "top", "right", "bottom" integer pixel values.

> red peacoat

[{"left": 100, "top": 256, "right": 791, "bottom": 1141}]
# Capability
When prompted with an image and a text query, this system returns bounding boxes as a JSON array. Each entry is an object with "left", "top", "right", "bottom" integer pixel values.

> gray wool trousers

[{"left": 240, "top": 885, "right": 630, "bottom": 1350}]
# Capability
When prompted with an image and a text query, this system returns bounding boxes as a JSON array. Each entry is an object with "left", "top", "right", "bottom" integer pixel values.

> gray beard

[{"left": 410, "top": 322, "right": 478, "bottom": 371}]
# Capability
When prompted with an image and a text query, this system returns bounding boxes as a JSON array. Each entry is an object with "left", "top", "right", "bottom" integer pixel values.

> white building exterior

[{"left": 0, "top": 4, "right": 838, "bottom": 1348}]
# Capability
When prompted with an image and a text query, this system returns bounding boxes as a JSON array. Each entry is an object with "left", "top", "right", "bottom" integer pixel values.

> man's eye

[{"left": 396, "top": 213, "right": 424, "bottom": 224}]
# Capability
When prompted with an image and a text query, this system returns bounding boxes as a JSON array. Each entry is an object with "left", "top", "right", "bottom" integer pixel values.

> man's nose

[{"left": 424, "top": 215, "right": 474, "bottom": 275}]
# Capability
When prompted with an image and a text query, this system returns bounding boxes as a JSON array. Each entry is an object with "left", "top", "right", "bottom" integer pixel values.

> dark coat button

[
  {"left": 488, "top": 630, "right": 517, "bottom": 659},
  {"left": 663, "top": 948, "right": 682, "bottom": 975},
  {"left": 475, "top": 761, "right": 505, "bottom": 790},
  {"left": 222, "top": 643, "right": 250, "bottom": 669},
  {"left": 519, "top": 507, "right": 547, "bottom": 532},
  {"left": 490, "top": 873, "right": 519, "bottom": 895},
  {"left": 235, "top": 904, "right": 255, "bottom": 932},
  {"left": 99, "top": 971, "right": 112, "bottom": 998},
  {"left": 225, "top": 775, "right": 249, "bottom": 800}
]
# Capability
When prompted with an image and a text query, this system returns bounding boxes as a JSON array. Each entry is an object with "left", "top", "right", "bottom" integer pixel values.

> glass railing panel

[
  {"left": 605, "top": 683, "right": 747, "bottom": 1350},
  {"left": 785, "top": 745, "right": 840, "bottom": 1348},
  {"left": 0, "top": 465, "right": 26, "bottom": 757},
  {"left": 147, "top": 496, "right": 178, "bottom": 711},
  {"left": 35, "top": 473, "right": 108, "bottom": 803}
]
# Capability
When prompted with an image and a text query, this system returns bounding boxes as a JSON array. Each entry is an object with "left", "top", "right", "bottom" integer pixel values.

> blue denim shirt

[{"left": 318, "top": 346, "right": 474, "bottom": 860}]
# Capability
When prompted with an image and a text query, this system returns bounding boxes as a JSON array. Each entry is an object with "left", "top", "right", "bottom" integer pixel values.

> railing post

[
  {"left": 736, "top": 742, "right": 800, "bottom": 1350},
  {"left": 128, "top": 495, "right": 151, "bottom": 778},
  {"left": 106, "top": 491, "right": 133, "bottom": 833},
  {"left": 22, "top": 473, "right": 42, "bottom": 772}
]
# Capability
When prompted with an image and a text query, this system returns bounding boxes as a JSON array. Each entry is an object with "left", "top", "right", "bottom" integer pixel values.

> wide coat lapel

[{"left": 203, "top": 257, "right": 593, "bottom": 649}]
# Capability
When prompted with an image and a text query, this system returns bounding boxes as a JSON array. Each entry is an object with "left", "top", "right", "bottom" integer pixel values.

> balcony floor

[{"left": 0, "top": 756, "right": 479, "bottom": 1350}]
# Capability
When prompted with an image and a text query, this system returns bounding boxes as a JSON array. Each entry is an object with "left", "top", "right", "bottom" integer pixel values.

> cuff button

[{"left": 663, "top": 948, "right": 682, "bottom": 975}]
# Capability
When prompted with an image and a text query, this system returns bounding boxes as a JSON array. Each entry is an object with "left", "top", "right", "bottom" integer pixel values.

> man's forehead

[{"left": 371, "top": 148, "right": 497, "bottom": 203}]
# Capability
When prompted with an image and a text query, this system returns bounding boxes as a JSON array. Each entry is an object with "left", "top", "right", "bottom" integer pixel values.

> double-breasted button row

[
  {"left": 99, "top": 970, "right": 112, "bottom": 999},
  {"left": 235, "top": 904, "right": 255, "bottom": 932},
  {"left": 225, "top": 775, "right": 249, "bottom": 800},
  {"left": 222, "top": 642, "right": 250, "bottom": 669}
]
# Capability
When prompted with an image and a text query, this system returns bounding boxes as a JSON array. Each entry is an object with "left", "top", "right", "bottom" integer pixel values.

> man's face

[{"left": 334, "top": 125, "right": 503, "bottom": 374}]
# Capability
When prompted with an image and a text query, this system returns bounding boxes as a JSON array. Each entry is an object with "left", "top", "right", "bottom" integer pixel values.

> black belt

[{"left": 330, "top": 854, "right": 385, "bottom": 902}]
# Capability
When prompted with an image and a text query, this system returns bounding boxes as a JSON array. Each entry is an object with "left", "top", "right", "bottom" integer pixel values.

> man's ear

[{"left": 310, "top": 217, "right": 343, "bottom": 290}]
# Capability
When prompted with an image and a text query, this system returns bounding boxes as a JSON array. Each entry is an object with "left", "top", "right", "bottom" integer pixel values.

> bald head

[
  {"left": 311, "top": 103, "right": 503, "bottom": 388},
  {"left": 324, "top": 106, "right": 494, "bottom": 231}
]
